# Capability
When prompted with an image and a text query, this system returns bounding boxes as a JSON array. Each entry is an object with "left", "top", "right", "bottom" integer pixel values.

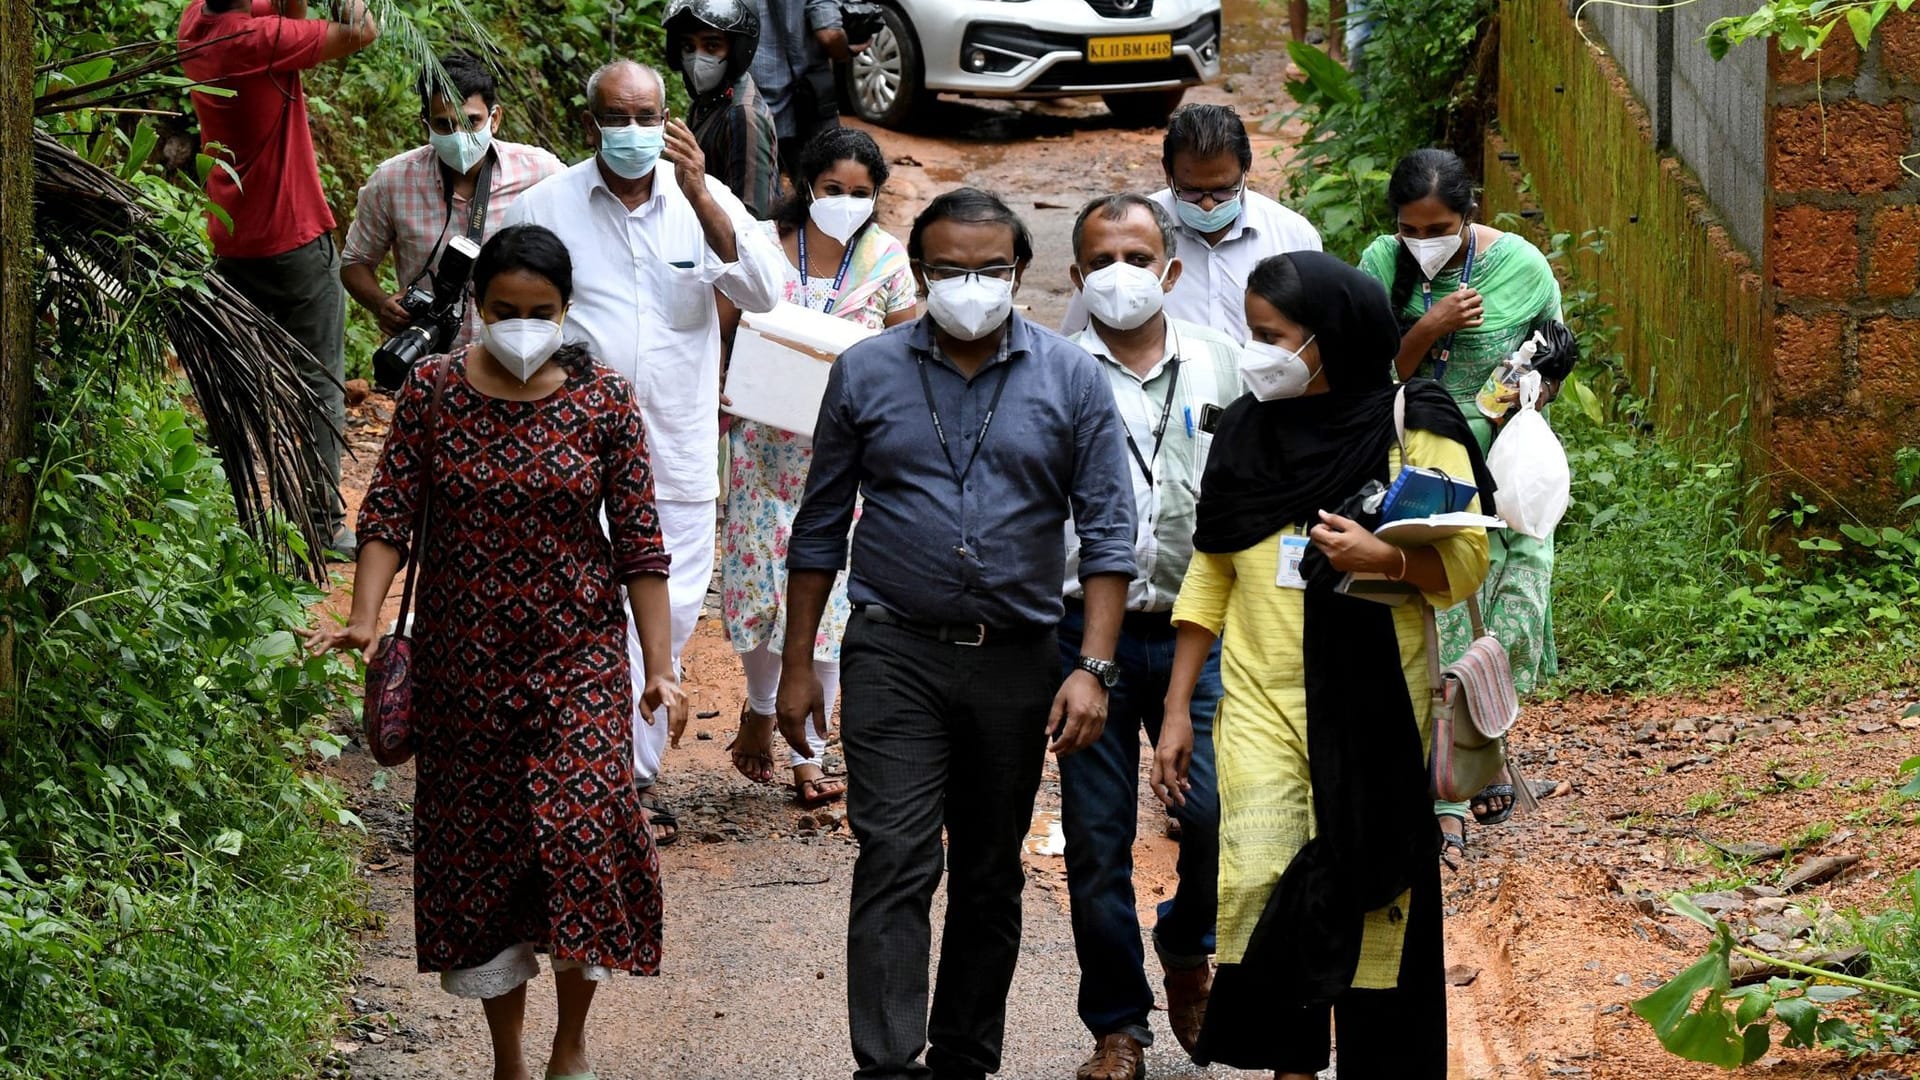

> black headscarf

[
  {"left": 1193, "top": 250, "right": 1497, "bottom": 554},
  {"left": 1195, "top": 252, "right": 1496, "bottom": 1069}
]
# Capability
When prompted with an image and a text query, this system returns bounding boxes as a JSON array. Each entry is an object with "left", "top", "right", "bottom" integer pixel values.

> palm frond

[{"left": 33, "top": 131, "right": 336, "bottom": 581}]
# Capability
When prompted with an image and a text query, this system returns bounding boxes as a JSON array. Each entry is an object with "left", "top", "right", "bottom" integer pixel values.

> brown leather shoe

[
  {"left": 1075, "top": 1032, "right": 1146, "bottom": 1080},
  {"left": 1163, "top": 961, "right": 1213, "bottom": 1060}
]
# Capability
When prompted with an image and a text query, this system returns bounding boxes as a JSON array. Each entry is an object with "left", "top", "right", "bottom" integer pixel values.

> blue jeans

[{"left": 1057, "top": 606, "right": 1223, "bottom": 1046}]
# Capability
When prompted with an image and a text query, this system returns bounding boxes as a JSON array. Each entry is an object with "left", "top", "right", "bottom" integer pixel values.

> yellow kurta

[{"left": 1170, "top": 429, "right": 1491, "bottom": 989}]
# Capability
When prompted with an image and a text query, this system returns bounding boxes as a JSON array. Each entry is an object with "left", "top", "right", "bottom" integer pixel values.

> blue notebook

[{"left": 1380, "top": 466, "right": 1479, "bottom": 522}]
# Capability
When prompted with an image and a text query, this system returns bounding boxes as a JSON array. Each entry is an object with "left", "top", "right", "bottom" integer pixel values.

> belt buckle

[{"left": 954, "top": 623, "right": 987, "bottom": 647}]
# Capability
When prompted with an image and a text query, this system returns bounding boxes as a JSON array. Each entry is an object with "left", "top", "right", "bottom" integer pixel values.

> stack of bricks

[{"left": 1770, "top": 19, "right": 1920, "bottom": 520}]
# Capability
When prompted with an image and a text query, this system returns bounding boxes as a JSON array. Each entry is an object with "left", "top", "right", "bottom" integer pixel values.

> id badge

[{"left": 1275, "top": 534, "right": 1310, "bottom": 590}]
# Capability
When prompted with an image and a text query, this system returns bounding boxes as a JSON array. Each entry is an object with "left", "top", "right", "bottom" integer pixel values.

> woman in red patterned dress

[{"left": 307, "top": 224, "right": 688, "bottom": 1080}]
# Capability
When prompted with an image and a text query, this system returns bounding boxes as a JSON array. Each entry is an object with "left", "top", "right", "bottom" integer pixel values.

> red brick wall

[{"left": 1768, "top": 20, "right": 1920, "bottom": 521}]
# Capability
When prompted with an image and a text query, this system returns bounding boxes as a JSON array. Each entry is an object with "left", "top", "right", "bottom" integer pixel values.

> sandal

[
  {"left": 640, "top": 792, "right": 679, "bottom": 847},
  {"left": 726, "top": 700, "right": 778, "bottom": 785},
  {"left": 1471, "top": 782, "right": 1516, "bottom": 826},
  {"left": 1438, "top": 815, "right": 1468, "bottom": 872},
  {"left": 792, "top": 763, "right": 847, "bottom": 808}
]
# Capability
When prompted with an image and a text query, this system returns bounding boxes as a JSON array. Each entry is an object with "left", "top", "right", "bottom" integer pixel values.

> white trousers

[
  {"left": 739, "top": 641, "right": 839, "bottom": 769},
  {"left": 627, "top": 498, "right": 716, "bottom": 788}
]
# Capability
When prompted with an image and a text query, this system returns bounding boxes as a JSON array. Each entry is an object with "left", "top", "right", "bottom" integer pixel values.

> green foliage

[
  {"left": 1277, "top": 0, "right": 1495, "bottom": 260},
  {"left": 1700, "top": 0, "right": 1920, "bottom": 60},
  {"left": 1633, "top": 893, "right": 1916, "bottom": 1066},
  {"left": 0, "top": 370, "right": 363, "bottom": 1077}
]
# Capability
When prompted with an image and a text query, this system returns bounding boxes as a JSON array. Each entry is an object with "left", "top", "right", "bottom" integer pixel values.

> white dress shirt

[
  {"left": 1061, "top": 188, "right": 1322, "bottom": 345},
  {"left": 1062, "top": 316, "right": 1245, "bottom": 612},
  {"left": 502, "top": 158, "right": 784, "bottom": 502}
]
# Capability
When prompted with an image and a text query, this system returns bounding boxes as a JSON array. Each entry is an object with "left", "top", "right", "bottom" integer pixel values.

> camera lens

[{"left": 372, "top": 324, "right": 435, "bottom": 393}]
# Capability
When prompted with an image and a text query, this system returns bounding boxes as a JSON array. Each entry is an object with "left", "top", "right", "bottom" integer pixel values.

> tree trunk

[{"left": 0, "top": 0, "right": 37, "bottom": 718}]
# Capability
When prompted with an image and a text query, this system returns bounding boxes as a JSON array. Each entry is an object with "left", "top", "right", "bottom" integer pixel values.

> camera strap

[{"left": 440, "top": 153, "right": 496, "bottom": 246}]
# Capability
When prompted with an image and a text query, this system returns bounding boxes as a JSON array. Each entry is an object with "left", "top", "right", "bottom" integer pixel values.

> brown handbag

[{"left": 363, "top": 357, "right": 451, "bottom": 767}]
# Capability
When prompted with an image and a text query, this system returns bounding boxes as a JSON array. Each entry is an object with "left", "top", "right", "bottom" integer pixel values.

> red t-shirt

[{"left": 179, "top": 0, "right": 334, "bottom": 259}]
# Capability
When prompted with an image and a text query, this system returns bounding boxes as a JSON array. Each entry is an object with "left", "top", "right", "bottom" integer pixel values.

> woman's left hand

[
  {"left": 1309, "top": 509, "right": 1399, "bottom": 575},
  {"left": 642, "top": 675, "right": 691, "bottom": 748}
]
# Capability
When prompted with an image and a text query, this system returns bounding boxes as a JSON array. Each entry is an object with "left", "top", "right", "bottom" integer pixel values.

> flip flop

[
  {"left": 793, "top": 768, "right": 847, "bottom": 808},
  {"left": 726, "top": 700, "right": 778, "bottom": 785},
  {"left": 1438, "top": 817, "right": 1468, "bottom": 872},
  {"left": 639, "top": 793, "right": 679, "bottom": 847},
  {"left": 1471, "top": 783, "right": 1516, "bottom": 826}
]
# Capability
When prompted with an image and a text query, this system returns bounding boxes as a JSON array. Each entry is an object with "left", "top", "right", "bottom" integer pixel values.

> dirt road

[{"left": 319, "top": 3, "right": 1920, "bottom": 1075}]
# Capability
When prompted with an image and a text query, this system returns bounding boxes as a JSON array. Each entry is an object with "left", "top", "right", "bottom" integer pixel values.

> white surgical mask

[
  {"left": 809, "top": 192, "right": 875, "bottom": 245},
  {"left": 925, "top": 274, "right": 1015, "bottom": 341},
  {"left": 684, "top": 52, "right": 728, "bottom": 95},
  {"left": 1079, "top": 261, "right": 1170, "bottom": 332},
  {"left": 1401, "top": 227, "right": 1465, "bottom": 280},
  {"left": 481, "top": 317, "right": 564, "bottom": 381},
  {"left": 429, "top": 116, "right": 493, "bottom": 174},
  {"left": 1239, "top": 335, "right": 1319, "bottom": 400}
]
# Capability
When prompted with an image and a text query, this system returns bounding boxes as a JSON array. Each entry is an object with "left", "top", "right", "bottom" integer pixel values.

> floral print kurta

[{"left": 721, "top": 223, "right": 916, "bottom": 660}]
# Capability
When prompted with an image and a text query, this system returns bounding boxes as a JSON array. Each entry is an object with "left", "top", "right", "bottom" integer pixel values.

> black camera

[
  {"left": 372, "top": 234, "right": 481, "bottom": 392},
  {"left": 840, "top": 1, "right": 885, "bottom": 47}
]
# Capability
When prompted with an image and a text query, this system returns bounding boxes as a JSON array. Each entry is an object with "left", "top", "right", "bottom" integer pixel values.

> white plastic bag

[{"left": 1484, "top": 371, "right": 1570, "bottom": 540}]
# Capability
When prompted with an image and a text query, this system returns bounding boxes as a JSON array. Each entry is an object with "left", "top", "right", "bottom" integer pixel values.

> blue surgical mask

[
  {"left": 597, "top": 121, "right": 665, "bottom": 179},
  {"left": 429, "top": 117, "right": 492, "bottom": 174},
  {"left": 1174, "top": 189, "right": 1244, "bottom": 235}
]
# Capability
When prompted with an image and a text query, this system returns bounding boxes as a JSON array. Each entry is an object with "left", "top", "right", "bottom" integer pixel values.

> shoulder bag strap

[
  {"left": 392, "top": 357, "right": 452, "bottom": 637},
  {"left": 1466, "top": 593, "right": 1488, "bottom": 640},
  {"left": 1422, "top": 600, "right": 1444, "bottom": 693},
  {"left": 1392, "top": 383, "right": 1410, "bottom": 467}
]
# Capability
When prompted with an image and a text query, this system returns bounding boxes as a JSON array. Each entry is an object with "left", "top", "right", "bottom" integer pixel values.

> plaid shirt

[
  {"left": 342, "top": 139, "right": 565, "bottom": 347},
  {"left": 688, "top": 75, "right": 780, "bottom": 220}
]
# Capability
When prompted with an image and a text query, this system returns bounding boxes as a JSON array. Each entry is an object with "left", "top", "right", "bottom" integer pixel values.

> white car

[{"left": 842, "top": 0, "right": 1223, "bottom": 129}]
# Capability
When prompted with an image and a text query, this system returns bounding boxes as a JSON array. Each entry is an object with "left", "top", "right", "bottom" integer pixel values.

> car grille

[{"left": 1085, "top": 0, "right": 1154, "bottom": 17}]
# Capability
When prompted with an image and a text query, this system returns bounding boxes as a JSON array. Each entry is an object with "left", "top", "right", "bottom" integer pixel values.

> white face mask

[
  {"left": 1401, "top": 227, "right": 1465, "bottom": 280},
  {"left": 429, "top": 115, "right": 493, "bottom": 174},
  {"left": 925, "top": 274, "right": 1015, "bottom": 341},
  {"left": 1239, "top": 335, "right": 1319, "bottom": 401},
  {"left": 1080, "top": 260, "right": 1170, "bottom": 333},
  {"left": 684, "top": 51, "right": 728, "bottom": 95},
  {"left": 480, "top": 317, "right": 564, "bottom": 381},
  {"left": 809, "top": 192, "right": 875, "bottom": 245}
]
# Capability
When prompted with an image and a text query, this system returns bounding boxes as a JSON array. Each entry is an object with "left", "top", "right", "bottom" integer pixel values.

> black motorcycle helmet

[{"left": 664, "top": 0, "right": 760, "bottom": 95}]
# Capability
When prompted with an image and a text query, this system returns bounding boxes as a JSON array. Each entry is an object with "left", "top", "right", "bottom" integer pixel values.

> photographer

[
  {"left": 342, "top": 51, "right": 562, "bottom": 381},
  {"left": 179, "top": 0, "right": 379, "bottom": 560}
]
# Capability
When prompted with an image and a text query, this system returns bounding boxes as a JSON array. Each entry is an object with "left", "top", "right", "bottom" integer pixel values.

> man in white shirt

[
  {"left": 503, "top": 59, "right": 784, "bottom": 841},
  {"left": 1061, "top": 104, "right": 1321, "bottom": 343},
  {"left": 1058, "top": 193, "right": 1240, "bottom": 1080}
]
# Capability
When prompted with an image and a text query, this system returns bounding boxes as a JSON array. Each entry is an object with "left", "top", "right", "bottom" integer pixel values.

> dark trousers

[
  {"left": 216, "top": 232, "right": 346, "bottom": 534},
  {"left": 1269, "top": 855, "right": 1448, "bottom": 1077},
  {"left": 1056, "top": 606, "right": 1223, "bottom": 1045},
  {"left": 840, "top": 610, "right": 1059, "bottom": 1080}
]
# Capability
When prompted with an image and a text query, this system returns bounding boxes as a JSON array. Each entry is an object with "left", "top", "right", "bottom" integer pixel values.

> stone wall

[{"left": 1767, "top": 17, "right": 1920, "bottom": 518}]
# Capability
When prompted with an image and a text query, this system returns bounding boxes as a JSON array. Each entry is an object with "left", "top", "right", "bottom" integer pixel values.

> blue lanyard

[
  {"left": 797, "top": 226, "right": 857, "bottom": 314},
  {"left": 1418, "top": 228, "right": 1478, "bottom": 382}
]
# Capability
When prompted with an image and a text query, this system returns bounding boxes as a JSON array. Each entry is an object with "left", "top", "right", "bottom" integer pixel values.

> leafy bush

[
  {"left": 1277, "top": 0, "right": 1497, "bottom": 260},
  {"left": 0, "top": 368, "right": 362, "bottom": 1077}
]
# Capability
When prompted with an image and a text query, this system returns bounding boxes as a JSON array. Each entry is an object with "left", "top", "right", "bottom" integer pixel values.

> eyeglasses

[
  {"left": 918, "top": 263, "right": 1020, "bottom": 283},
  {"left": 424, "top": 114, "right": 490, "bottom": 136},
  {"left": 596, "top": 112, "right": 667, "bottom": 128},
  {"left": 1171, "top": 182, "right": 1245, "bottom": 206}
]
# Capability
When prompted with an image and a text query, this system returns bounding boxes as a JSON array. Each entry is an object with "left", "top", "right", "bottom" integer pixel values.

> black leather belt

[{"left": 856, "top": 605, "right": 1050, "bottom": 647}]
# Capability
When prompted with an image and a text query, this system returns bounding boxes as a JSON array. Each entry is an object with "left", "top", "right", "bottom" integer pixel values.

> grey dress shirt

[
  {"left": 750, "top": 0, "right": 840, "bottom": 138},
  {"left": 789, "top": 313, "right": 1138, "bottom": 629}
]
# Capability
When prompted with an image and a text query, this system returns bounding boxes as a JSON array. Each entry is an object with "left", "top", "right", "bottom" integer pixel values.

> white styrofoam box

[{"left": 723, "top": 301, "right": 880, "bottom": 439}]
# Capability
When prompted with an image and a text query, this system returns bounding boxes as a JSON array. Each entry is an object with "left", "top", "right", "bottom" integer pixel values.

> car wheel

[
  {"left": 1103, "top": 87, "right": 1188, "bottom": 128},
  {"left": 844, "top": 4, "right": 921, "bottom": 128}
]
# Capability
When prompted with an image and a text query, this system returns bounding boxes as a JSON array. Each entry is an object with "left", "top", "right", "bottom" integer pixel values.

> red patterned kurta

[{"left": 358, "top": 351, "right": 668, "bottom": 976}]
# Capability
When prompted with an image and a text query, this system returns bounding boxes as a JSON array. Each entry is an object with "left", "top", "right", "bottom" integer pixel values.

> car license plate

[{"left": 1087, "top": 34, "right": 1173, "bottom": 63}]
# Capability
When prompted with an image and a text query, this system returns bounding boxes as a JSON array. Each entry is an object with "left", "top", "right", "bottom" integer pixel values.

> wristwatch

[{"left": 1075, "top": 655, "right": 1121, "bottom": 689}]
